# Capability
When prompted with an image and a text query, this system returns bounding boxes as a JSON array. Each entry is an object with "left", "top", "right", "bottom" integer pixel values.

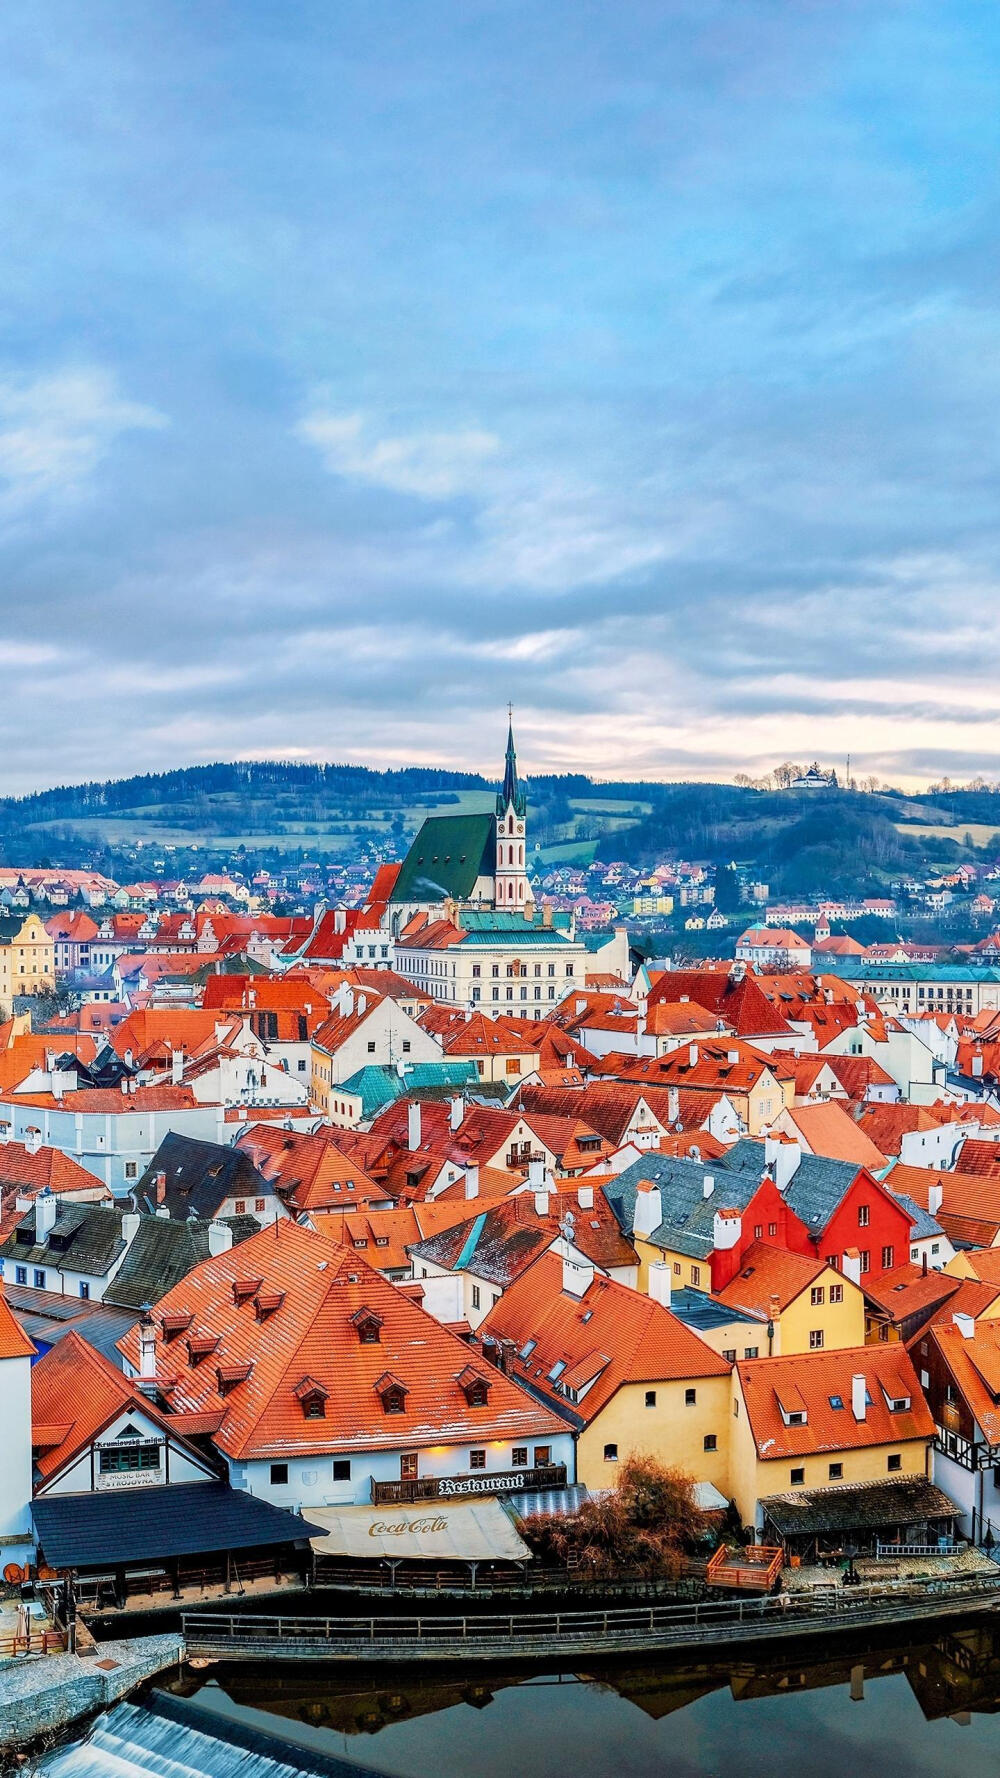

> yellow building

[
  {"left": 715, "top": 1243, "right": 866, "bottom": 1355},
  {"left": 480, "top": 1249, "right": 734, "bottom": 1496},
  {"left": 729, "top": 1343, "right": 934, "bottom": 1532},
  {"left": 0, "top": 913, "right": 56, "bottom": 1015}
]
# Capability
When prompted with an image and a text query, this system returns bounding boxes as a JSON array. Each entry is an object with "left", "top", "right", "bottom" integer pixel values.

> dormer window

[
  {"left": 457, "top": 1365, "right": 491, "bottom": 1408},
  {"left": 374, "top": 1371, "right": 408, "bottom": 1415},
  {"left": 293, "top": 1375, "right": 329, "bottom": 1420},
  {"left": 216, "top": 1362, "right": 253, "bottom": 1396},
  {"left": 350, "top": 1306, "right": 384, "bottom": 1345},
  {"left": 186, "top": 1334, "right": 220, "bottom": 1367},
  {"left": 232, "top": 1277, "right": 264, "bottom": 1306},
  {"left": 160, "top": 1311, "right": 194, "bottom": 1343},
  {"left": 254, "top": 1290, "right": 286, "bottom": 1322}
]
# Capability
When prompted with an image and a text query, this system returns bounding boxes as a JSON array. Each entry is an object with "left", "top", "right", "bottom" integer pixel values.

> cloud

[
  {"left": 0, "top": 369, "right": 166, "bottom": 519},
  {"left": 297, "top": 410, "right": 499, "bottom": 498}
]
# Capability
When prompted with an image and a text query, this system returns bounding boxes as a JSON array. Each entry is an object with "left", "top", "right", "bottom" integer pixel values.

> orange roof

[
  {"left": 0, "top": 1285, "right": 34, "bottom": 1360},
  {"left": 923, "top": 1319, "right": 1000, "bottom": 1447},
  {"left": 29, "top": 1330, "right": 183, "bottom": 1479},
  {"left": 781, "top": 1103, "right": 887, "bottom": 1169},
  {"left": 236, "top": 1124, "right": 391, "bottom": 1211},
  {"left": 861, "top": 1262, "right": 962, "bottom": 1322},
  {"left": 481, "top": 1249, "right": 730, "bottom": 1426},
  {"left": 4, "top": 1086, "right": 200, "bottom": 1114},
  {"left": 955, "top": 1139, "right": 1000, "bottom": 1179},
  {"left": 716, "top": 1241, "right": 833, "bottom": 1318},
  {"left": 118, "top": 1221, "right": 563, "bottom": 1461},
  {"left": 737, "top": 1343, "right": 932, "bottom": 1460}
]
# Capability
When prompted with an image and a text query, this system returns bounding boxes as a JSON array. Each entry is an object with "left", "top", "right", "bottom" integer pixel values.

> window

[
  {"left": 79, "top": 1281, "right": 90, "bottom": 1300},
  {"left": 673, "top": 1262, "right": 682, "bottom": 1276},
  {"left": 234, "top": 1200, "right": 246, "bottom": 1215},
  {"left": 859, "top": 1250, "right": 870, "bottom": 1274},
  {"left": 858, "top": 1204, "right": 869, "bottom": 1227},
  {"left": 829, "top": 1283, "right": 843, "bottom": 1304},
  {"left": 99, "top": 1441, "right": 160, "bottom": 1474},
  {"left": 402, "top": 1041, "right": 411, "bottom": 1054},
  {"left": 704, "top": 1434, "right": 717, "bottom": 1452},
  {"left": 790, "top": 1467, "right": 805, "bottom": 1487},
  {"left": 722, "top": 1348, "right": 736, "bottom": 1362},
  {"left": 512, "top": 1446, "right": 528, "bottom": 1467},
  {"left": 881, "top": 1245, "right": 894, "bottom": 1269},
  {"left": 645, "top": 1390, "right": 657, "bottom": 1408},
  {"left": 829, "top": 1394, "right": 844, "bottom": 1410},
  {"left": 270, "top": 1463, "right": 289, "bottom": 1485},
  {"left": 534, "top": 1446, "right": 551, "bottom": 1467},
  {"left": 469, "top": 1449, "right": 486, "bottom": 1470},
  {"left": 685, "top": 1387, "right": 696, "bottom": 1405},
  {"left": 15, "top": 1266, "right": 26, "bottom": 1285},
  {"left": 809, "top": 1330, "right": 824, "bottom": 1350},
  {"left": 829, "top": 1462, "right": 843, "bottom": 1480},
  {"left": 768, "top": 1222, "right": 777, "bottom": 1237},
  {"left": 124, "top": 1161, "right": 138, "bottom": 1180},
  {"left": 810, "top": 1286, "right": 824, "bottom": 1306},
  {"left": 887, "top": 1453, "right": 902, "bottom": 1472},
  {"left": 332, "top": 1459, "right": 351, "bottom": 1481},
  {"left": 604, "top": 1443, "right": 619, "bottom": 1462},
  {"left": 400, "top": 1453, "right": 418, "bottom": 1480},
  {"left": 744, "top": 1347, "right": 758, "bottom": 1360},
  {"left": 367, "top": 1041, "right": 376, "bottom": 1053},
  {"left": 33, "top": 1270, "right": 45, "bottom": 1289},
  {"left": 690, "top": 1266, "right": 701, "bottom": 1287},
  {"left": 471, "top": 1285, "right": 481, "bottom": 1311},
  {"left": 754, "top": 1224, "right": 763, "bottom": 1240},
  {"left": 304, "top": 1395, "right": 326, "bottom": 1420}
]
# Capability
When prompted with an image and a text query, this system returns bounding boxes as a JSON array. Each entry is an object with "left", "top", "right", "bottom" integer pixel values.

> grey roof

[
  {"left": 760, "top": 1476, "right": 957, "bottom": 1539},
  {"left": 669, "top": 1286, "right": 766, "bottom": 1331},
  {"left": 605, "top": 1139, "right": 869, "bottom": 1257},
  {"left": 32, "top": 1481, "right": 322, "bottom": 1570},
  {"left": 4, "top": 1283, "right": 138, "bottom": 1367},
  {"left": 0, "top": 1202, "right": 126, "bottom": 1278},
  {"left": 886, "top": 1187, "right": 945, "bottom": 1242},
  {"left": 104, "top": 1212, "right": 258, "bottom": 1310},
  {"left": 133, "top": 1132, "right": 272, "bottom": 1220}
]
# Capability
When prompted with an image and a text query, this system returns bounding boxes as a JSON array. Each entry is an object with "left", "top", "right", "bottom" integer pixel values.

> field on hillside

[{"left": 894, "top": 822, "right": 1000, "bottom": 848}]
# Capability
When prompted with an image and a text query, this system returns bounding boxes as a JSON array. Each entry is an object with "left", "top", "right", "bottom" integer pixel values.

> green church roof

[{"left": 390, "top": 811, "right": 496, "bottom": 904}]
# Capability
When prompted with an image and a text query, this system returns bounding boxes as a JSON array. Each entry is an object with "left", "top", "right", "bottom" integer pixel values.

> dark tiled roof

[
  {"left": 133, "top": 1132, "right": 271, "bottom": 1220},
  {"left": 0, "top": 1202, "right": 126, "bottom": 1278},
  {"left": 31, "top": 1481, "right": 322, "bottom": 1569},
  {"left": 760, "top": 1476, "right": 956, "bottom": 1537},
  {"left": 105, "top": 1213, "right": 258, "bottom": 1310}
]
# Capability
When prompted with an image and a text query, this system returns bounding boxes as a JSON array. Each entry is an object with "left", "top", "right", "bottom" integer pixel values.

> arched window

[{"left": 519, "top": 844, "right": 523, "bottom": 865}]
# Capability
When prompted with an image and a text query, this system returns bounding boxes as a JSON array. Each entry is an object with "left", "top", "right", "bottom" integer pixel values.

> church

[{"left": 390, "top": 718, "right": 532, "bottom": 914}]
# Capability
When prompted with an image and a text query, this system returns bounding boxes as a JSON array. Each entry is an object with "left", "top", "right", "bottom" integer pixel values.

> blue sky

[{"left": 1, "top": 0, "right": 999, "bottom": 792}]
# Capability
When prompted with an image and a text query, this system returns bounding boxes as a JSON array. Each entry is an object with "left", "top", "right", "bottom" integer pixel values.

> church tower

[{"left": 494, "top": 713, "right": 530, "bottom": 909}]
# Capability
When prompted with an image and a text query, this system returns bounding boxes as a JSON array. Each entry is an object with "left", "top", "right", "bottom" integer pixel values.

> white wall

[
  {"left": 0, "top": 1353, "right": 32, "bottom": 1563},
  {"left": 234, "top": 1429, "right": 577, "bottom": 1512}
]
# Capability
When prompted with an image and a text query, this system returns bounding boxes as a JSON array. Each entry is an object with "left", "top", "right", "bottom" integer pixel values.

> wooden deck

[
  {"left": 182, "top": 1572, "right": 1000, "bottom": 1664},
  {"left": 706, "top": 1545, "right": 783, "bottom": 1593}
]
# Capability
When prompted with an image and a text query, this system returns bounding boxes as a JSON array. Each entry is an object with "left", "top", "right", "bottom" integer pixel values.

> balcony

[{"left": 371, "top": 1464, "right": 567, "bottom": 1507}]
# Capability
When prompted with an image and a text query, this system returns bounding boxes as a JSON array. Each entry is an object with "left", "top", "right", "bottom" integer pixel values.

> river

[{"left": 33, "top": 1619, "right": 1000, "bottom": 1778}]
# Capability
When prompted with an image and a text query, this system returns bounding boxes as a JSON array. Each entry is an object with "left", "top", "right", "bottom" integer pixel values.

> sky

[{"left": 2, "top": 0, "right": 1000, "bottom": 795}]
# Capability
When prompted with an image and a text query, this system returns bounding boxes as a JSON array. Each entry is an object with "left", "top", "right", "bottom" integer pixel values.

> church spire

[{"left": 497, "top": 706, "right": 526, "bottom": 819}]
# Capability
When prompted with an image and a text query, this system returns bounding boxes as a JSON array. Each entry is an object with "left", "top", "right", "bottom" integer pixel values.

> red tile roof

[
  {"left": 118, "top": 1220, "right": 563, "bottom": 1461},
  {"left": 716, "top": 1241, "right": 833, "bottom": 1317},
  {"left": 737, "top": 1343, "right": 932, "bottom": 1460}
]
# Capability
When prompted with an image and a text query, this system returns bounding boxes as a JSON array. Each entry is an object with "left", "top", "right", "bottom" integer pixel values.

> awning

[
  {"left": 309, "top": 1496, "right": 532, "bottom": 1563},
  {"left": 32, "top": 1481, "right": 323, "bottom": 1571},
  {"left": 759, "top": 1476, "right": 957, "bottom": 1539},
  {"left": 692, "top": 1481, "right": 729, "bottom": 1513}
]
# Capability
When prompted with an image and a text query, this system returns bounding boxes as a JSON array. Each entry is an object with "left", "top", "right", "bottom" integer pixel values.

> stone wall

[{"left": 0, "top": 1633, "right": 183, "bottom": 1756}]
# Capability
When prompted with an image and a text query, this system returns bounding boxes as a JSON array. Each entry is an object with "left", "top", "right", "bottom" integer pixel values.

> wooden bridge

[{"left": 182, "top": 1572, "right": 1000, "bottom": 1663}]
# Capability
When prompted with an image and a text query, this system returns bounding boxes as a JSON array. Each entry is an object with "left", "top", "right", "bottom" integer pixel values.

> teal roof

[
  {"left": 339, "top": 1060, "right": 479, "bottom": 1120},
  {"left": 458, "top": 908, "right": 572, "bottom": 931},
  {"left": 821, "top": 961, "right": 1000, "bottom": 984},
  {"left": 390, "top": 812, "right": 495, "bottom": 904},
  {"left": 458, "top": 928, "right": 576, "bottom": 947}
]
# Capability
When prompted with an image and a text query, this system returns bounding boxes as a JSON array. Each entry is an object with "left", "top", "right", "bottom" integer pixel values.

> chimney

[
  {"left": 648, "top": 1260, "right": 672, "bottom": 1308},
  {"left": 156, "top": 1204, "right": 170, "bottom": 1219},
  {"left": 562, "top": 1255, "right": 594, "bottom": 1298},
  {"left": 34, "top": 1187, "right": 57, "bottom": 1240},
  {"left": 688, "top": 1043, "right": 699, "bottom": 1067},
  {"left": 138, "top": 1308, "right": 157, "bottom": 1383},
  {"left": 208, "top": 1221, "right": 233, "bottom": 1257},
  {"left": 851, "top": 1374, "right": 867, "bottom": 1421},
  {"left": 954, "top": 1311, "right": 976, "bottom": 1340},
  {"left": 841, "top": 1248, "right": 862, "bottom": 1284},
  {"left": 154, "top": 1169, "right": 167, "bottom": 1207},
  {"left": 24, "top": 1127, "right": 41, "bottom": 1157},
  {"left": 542, "top": 903, "right": 553, "bottom": 929},
  {"left": 356, "top": 994, "right": 368, "bottom": 1017},
  {"left": 534, "top": 1185, "right": 552, "bottom": 1216},
  {"left": 667, "top": 1086, "right": 680, "bottom": 1123},
  {"left": 171, "top": 1045, "right": 185, "bottom": 1085},
  {"left": 338, "top": 983, "right": 354, "bottom": 1018},
  {"left": 633, "top": 1182, "right": 662, "bottom": 1239},
  {"left": 51, "top": 1073, "right": 63, "bottom": 1102},
  {"left": 702, "top": 1173, "right": 715, "bottom": 1199},
  {"left": 769, "top": 1292, "right": 780, "bottom": 1322},
  {"left": 528, "top": 1158, "right": 546, "bottom": 1189},
  {"left": 334, "top": 908, "right": 346, "bottom": 934},
  {"left": 773, "top": 1144, "right": 801, "bottom": 1192},
  {"left": 713, "top": 1208, "right": 742, "bottom": 1251},
  {"left": 407, "top": 1102, "right": 422, "bottom": 1150},
  {"left": 973, "top": 1052, "right": 984, "bottom": 1077},
  {"left": 464, "top": 1164, "right": 480, "bottom": 1200},
  {"left": 928, "top": 1182, "right": 944, "bottom": 1217},
  {"left": 449, "top": 1095, "right": 464, "bottom": 1132},
  {"left": 577, "top": 1184, "right": 594, "bottom": 1210},
  {"left": 121, "top": 1211, "right": 140, "bottom": 1247},
  {"left": 727, "top": 1050, "right": 739, "bottom": 1065}
]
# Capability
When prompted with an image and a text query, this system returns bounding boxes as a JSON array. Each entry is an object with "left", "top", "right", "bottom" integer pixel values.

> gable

[{"left": 391, "top": 813, "right": 496, "bottom": 904}]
